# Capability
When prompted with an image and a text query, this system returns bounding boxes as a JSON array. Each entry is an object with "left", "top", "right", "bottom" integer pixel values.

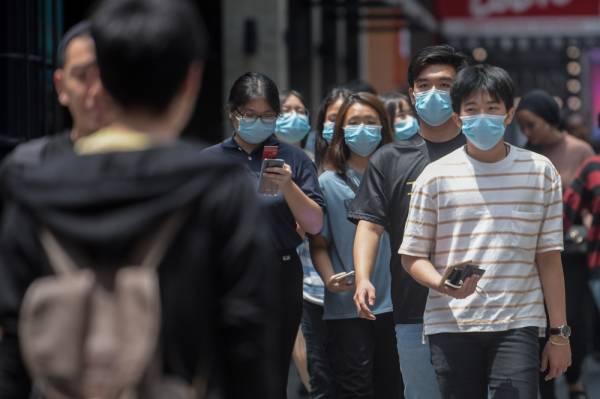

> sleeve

[
  {"left": 563, "top": 158, "right": 596, "bottom": 231},
  {"left": 347, "top": 153, "right": 388, "bottom": 227},
  {"left": 294, "top": 152, "right": 325, "bottom": 209},
  {"left": 0, "top": 204, "right": 43, "bottom": 398},
  {"left": 398, "top": 170, "right": 437, "bottom": 258},
  {"left": 537, "top": 163, "right": 564, "bottom": 253}
]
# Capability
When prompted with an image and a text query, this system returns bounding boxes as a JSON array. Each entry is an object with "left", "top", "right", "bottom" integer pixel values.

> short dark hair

[
  {"left": 315, "top": 87, "right": 351, "bottom": 170},
  {"left": 407, "top": 45, "right": 468, "bottom": 88},
  {"left": 379, "top": 91, "right": 411, "bottom": 129},
  {"left": 227, "top": 72, "right": 280, "bottom": 115},
  {"left": 342, "top": 79, "right": 377, "bottom": 95},
  {"left": 91, "top": 0, "right": 208, "bottom": 113},
  {"left": 328, "top": 92, "right": 393, "bottom": 174},
  {"left": 57, "top": 20, "right": 91, "bottom": 68},
  {"left": 450, "top": 64, "right": 515, "bottom": 113}
]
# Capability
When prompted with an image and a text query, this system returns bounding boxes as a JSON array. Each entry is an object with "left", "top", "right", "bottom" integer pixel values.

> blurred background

[{"left": 2, "top": 0, "right": 600, "bottom": 152}]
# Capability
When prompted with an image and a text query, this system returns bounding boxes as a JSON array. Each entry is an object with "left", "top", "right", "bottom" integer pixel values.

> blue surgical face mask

[
  {"left": 275, "top": 112, "right": 311, "bottom": 143},
  {"left": 343, "top": 124, "right": 382, "bottom": 157},
  {"left": 322, "top": 121, "right": 335, "bottom": 143},
  {"left": 460, "top": 114, "right": 506, "bottom": 151},
  {"left": 414, "top": 88, "right": 453, "bottom": 127},
  {"left": 394, "top": 116, "right": 419, "bottom": 140},
  {"left": 237, "top": 117, "right": 275, "bottom": 144}
]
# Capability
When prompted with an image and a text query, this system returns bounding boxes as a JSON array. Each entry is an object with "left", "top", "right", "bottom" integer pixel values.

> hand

[
  {"left": 326, "top": 272, "right": 355, "bottom": 293},
  {"left": 264, "top": 163, "right": 293, "bottom": 193},
  {"left": 541, "top": 339, "right": 572, "bottom": 381},
  {"left": 354, "top": 279, "right": 376, "bottom": 320},
  {"left": 441, "top": 275, "right": 480, "bottom": 299}
]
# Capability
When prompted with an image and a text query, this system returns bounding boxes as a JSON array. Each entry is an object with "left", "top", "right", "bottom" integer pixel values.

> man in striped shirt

[{"left": 399, "top": 64, "right": 571, "bottom": 399}]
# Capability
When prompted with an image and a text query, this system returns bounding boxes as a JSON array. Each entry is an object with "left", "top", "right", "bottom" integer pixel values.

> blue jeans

[{"left": 395, "top": 323, "right": 441, "bottom": 399}]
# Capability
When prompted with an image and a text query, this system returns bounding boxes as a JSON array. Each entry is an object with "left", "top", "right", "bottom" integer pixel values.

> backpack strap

[
  {"left": 39, "top": 228, "right": 80, "bottom": 275},
  {"left": 138, "top": 210, "right": 187, "bottom": 270}
]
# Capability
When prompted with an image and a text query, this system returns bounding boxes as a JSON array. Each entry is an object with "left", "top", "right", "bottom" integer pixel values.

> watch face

[{"left": 561, "top": 325, "right": 572, "bottom": 337}]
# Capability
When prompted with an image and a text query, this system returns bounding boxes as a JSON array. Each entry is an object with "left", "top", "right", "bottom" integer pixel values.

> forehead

[
  {"left": 63, "top": 35, "right": 95, "bottom": 67},
  {"left": 346, "top": 102, "right": 377, "bottom": 116},
  {"left": 415, "top": 64, "right": 456, "bottom": 81},
  {"left": 239, "top": 97, "right": 275, "bottom": 113},
  {"left": 283, "top": 94, "right": 304, "bottom": 108},
  {"left": 463, "top": 89, "right": 500, "bottom": 104}
]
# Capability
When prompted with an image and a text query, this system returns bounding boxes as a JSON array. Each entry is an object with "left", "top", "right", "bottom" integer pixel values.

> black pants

[
  {"left": 429, "top": 327, "right": 539, "bottom": 399},
  {"left": 539, "top": 252, "right": 590, "bottom": 397},
  {"left": 326, "top": 312, "right": 401, "bottom": 399},
  {"left": 271, "top": 251, "right": 303, "bottom": 399},
  {"left": 301, "top": 300, "right": 335, "bottom": 399}
]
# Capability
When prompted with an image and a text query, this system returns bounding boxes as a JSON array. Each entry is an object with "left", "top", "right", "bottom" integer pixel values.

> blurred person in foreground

[{"left": 0, "top": 0, "right": 270, "bottom": 397}]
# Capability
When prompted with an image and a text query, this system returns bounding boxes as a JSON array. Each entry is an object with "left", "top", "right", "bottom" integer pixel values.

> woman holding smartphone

[
  {"left": 203, "top": 72, "right": 324, "bottom": 398},
  {"left": 309, "top": 92, "right": 401, "bottom": 398}
]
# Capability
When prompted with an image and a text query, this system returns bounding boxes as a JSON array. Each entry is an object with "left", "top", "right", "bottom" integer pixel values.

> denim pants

[
  {"left": 429, "top": 327, "right": 539, "bottom": 399},
  {"left": 300, "top": 300, "right": 335, "bottom": 399},
  {"left": 395, "top": 323, "right": 441, "bottom": 399}
]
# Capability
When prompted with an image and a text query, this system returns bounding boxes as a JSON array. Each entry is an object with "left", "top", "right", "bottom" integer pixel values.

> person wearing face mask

[
  {"left": 203, "top": 72, "right": 324, "bottom": 399},
  {"left": 309, "top": 92, "right": 400, "bottom": 398},
  {"left": 400, "top": 64, "right": 571, "bottom": 399},
  {"left": 276, "top": 90, "right": 312, "bottom": 148},
  {"left": 516, "top": 89, "right": 594, "bottom": 399},
  {"left": 348, "top": 45, "right": 467, "bottom": 399},
  {"left": 380, "top": 92, "right": 419, "bottom": 141},
  {"left": 313, "top": 88, "right": 352, "bottom": 172}
]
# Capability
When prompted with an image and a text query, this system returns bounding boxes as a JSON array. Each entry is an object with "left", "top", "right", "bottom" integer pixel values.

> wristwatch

[{"left": 549, "top": 325, "right": 572, "bottom": 339}]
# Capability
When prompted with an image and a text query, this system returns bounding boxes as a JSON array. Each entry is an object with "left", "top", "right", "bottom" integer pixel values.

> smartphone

[
  {"left": 262, "top": 145, "right": 279, "bottom": 160},
  {"left": 442, "top": 262, "right": 485, "bottom": 289},
  {"left": 258, "top": 158, "right": 284, "bottom": 195},
  {"left": 343, "top": 271, "right": 356, "bottom": 285}
]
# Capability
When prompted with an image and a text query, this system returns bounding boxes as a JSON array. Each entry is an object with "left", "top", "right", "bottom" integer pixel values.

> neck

[
  {"left": 108, "top": 112, "right": 178, "bottom": 144},
  {"left": 233, "top": 134, "right": 261, "bottom": 154},
  {"left": 347, "top": 153, "right": 369, "bottom": 173},
  {"left": 545, "top": 129, "right": 564, "bottom": 146},
  {"left": 465, "top": 140, "right": 508, "bottom": 163},
  {"left": 70, "top": 125, "right": 87, "bottom": 141},
  {"left": 419, "top": 118, "right": 461, "bottom": 143}
]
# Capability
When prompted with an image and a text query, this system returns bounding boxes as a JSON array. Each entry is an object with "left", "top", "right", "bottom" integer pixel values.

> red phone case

[{"left": 262, "top": 145, "right": 278, "bottom": 160}]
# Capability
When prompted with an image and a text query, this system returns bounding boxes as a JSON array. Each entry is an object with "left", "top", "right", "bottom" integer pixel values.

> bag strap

[
  {"left": 336, "top": 170, "right": 359, "bottom": 194},
  {"left": 39, "top": 210, "right": 188, "bottom": 275}
]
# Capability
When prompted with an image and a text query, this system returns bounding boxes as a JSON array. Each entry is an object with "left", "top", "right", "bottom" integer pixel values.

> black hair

[
  {"left": 57, "top": 20, "right": 91, "bottom": 68},
  {"left": 342, "top": 79, "right": 377, "bottom": 95},
  {"left": 407, "top": 44, "right": 468, "bottom": 88},
  {"left": 91, "top": 0, "right": 208, "bottom": 113},
  {"left": 450, "top": 64, "right": 515, "bottom": 114},
  {"left": 517, "top": 89, "right": 561, "bottom": 128},
  {"left": 379, "top": 91, "right": 412, "bottom": 129},
  {"left": 227, "top": 72, "right": 281, "bottom": 115},
  {"left": 315, "top": 87, "right": 352, "bottom": 171}
]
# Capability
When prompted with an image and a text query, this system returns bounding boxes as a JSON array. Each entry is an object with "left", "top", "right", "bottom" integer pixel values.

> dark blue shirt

[{"left": 203, "top": 135, "right": 325, "bottom": 252}]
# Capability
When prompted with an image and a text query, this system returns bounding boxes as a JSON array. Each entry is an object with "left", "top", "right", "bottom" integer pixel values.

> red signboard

[{"left": 436, "top": 0, "right": 600, "bottom": 19}]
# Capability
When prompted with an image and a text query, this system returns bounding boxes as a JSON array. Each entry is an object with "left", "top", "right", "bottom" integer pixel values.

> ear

[
  {"left": 408, "top": 87, "right": 416, "bottom": 106},
  {"left": 451, "top": 112, "right": 462, "bottom": 128},
  {"left": 504, "top": 106, "right": 516, "bottom": 127},
  {"left": 54, "top": 69, "right": 68, "bottom": 106}
]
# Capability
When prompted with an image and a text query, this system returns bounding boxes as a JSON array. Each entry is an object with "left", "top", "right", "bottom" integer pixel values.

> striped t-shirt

[{"left": 399, "top": 144, "right": 563, "bottom": 336}]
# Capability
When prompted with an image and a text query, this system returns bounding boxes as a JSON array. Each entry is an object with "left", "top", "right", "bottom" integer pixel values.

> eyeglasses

[{"left": 236, "top": 110, "right": 278, "bottom": 124}]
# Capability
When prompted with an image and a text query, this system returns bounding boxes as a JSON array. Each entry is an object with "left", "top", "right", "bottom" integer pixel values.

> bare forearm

[
  {"left": 353, "top": 221, "right": 383, "bottom": 282},
  {"left": 401, "top": 254, "right": 444, "bottom": 292},
  {"left": 282, "top": 182, "right": 323, "bottom": 235},
  {"left": 309, "top": 239, "right": 335, "bottom": 282},
  {"left": 536, "top": 251, "right": 567, "bottom": 327}
]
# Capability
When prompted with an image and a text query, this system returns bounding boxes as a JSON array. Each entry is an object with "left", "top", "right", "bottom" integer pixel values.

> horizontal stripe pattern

[{"left": 399, "top": 145, "right": 563, "bottom": 335}]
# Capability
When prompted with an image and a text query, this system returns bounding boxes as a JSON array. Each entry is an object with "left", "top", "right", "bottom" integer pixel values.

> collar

[{"left": 75, "top": 128, "right": 153, "bottom": 155}]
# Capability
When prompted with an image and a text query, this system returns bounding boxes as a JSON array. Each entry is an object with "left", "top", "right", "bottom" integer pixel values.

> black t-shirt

[{"left": 347, "top": 133, "right": 466, "bottom": 324}]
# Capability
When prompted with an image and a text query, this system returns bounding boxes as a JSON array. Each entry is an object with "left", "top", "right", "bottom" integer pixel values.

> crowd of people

[{"left": 0, "top": 0, "right": 599, "bottom": 399}]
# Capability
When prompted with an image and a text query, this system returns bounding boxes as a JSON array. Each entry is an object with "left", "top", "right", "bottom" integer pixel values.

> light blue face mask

[
  {"left": 322, "top": 121, "right": 335, "bottom": 143},
  {"left": 237, "top": 117, "right": 275, "bottom": 144},
  {"left": 343, "top": 124, "right": 382, "bottom": 157},
  {"left": 275, "top": 112, "right": 311, "bottom": 143},
  {"left": 414, "top": 88, "right": 453, "bottom": 127},
  {"left": 460, "top": 114, "right": 506, "bottom": 151},
  {"left": 394, "top": 116, "right": 419, "bottom": 140}
]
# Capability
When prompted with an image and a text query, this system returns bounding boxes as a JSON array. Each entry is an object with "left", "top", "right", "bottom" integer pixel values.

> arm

[
  {"left": 309, "top": 234, "right": 353, "bottom": 293},
  {"left": 266, "top": 163, "right": 323, "bottom": 235},
  {"left": 536, "top": 251, "right": 571, "bottom": 381},
  {"left": 353, "top": 220, "right": 384, "bottom": 319}
]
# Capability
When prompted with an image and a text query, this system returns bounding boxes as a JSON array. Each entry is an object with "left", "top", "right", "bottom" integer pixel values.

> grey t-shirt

[{"left": 319, "top": 169, "right": 393, "bottom": 320}]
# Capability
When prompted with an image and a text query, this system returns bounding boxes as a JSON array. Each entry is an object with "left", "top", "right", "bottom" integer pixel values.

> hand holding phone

[
  {"left": 258, "top": 158, "right": 285, "bottom": 195},
  {"left": 440, "top": 261, "right": 484, "bottom": 298},
  {"left": 327, "top": 271, "right": 356, "bottom": 293}
]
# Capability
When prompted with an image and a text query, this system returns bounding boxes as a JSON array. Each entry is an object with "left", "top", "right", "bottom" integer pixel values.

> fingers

[
  {"left": 354, "top": 288, "right": 375, "bottom": 320},
  {"left": 540, "top": 348, "right": 548, "bottom": 372}
]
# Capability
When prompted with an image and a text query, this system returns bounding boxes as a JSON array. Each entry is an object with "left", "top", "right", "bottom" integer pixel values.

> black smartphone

[
  {"left": 258, "top": 158, "right": 284, "bottom": 195},
  {"left": 444, "top": 263, "right": 485, "bottom": 289}
]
